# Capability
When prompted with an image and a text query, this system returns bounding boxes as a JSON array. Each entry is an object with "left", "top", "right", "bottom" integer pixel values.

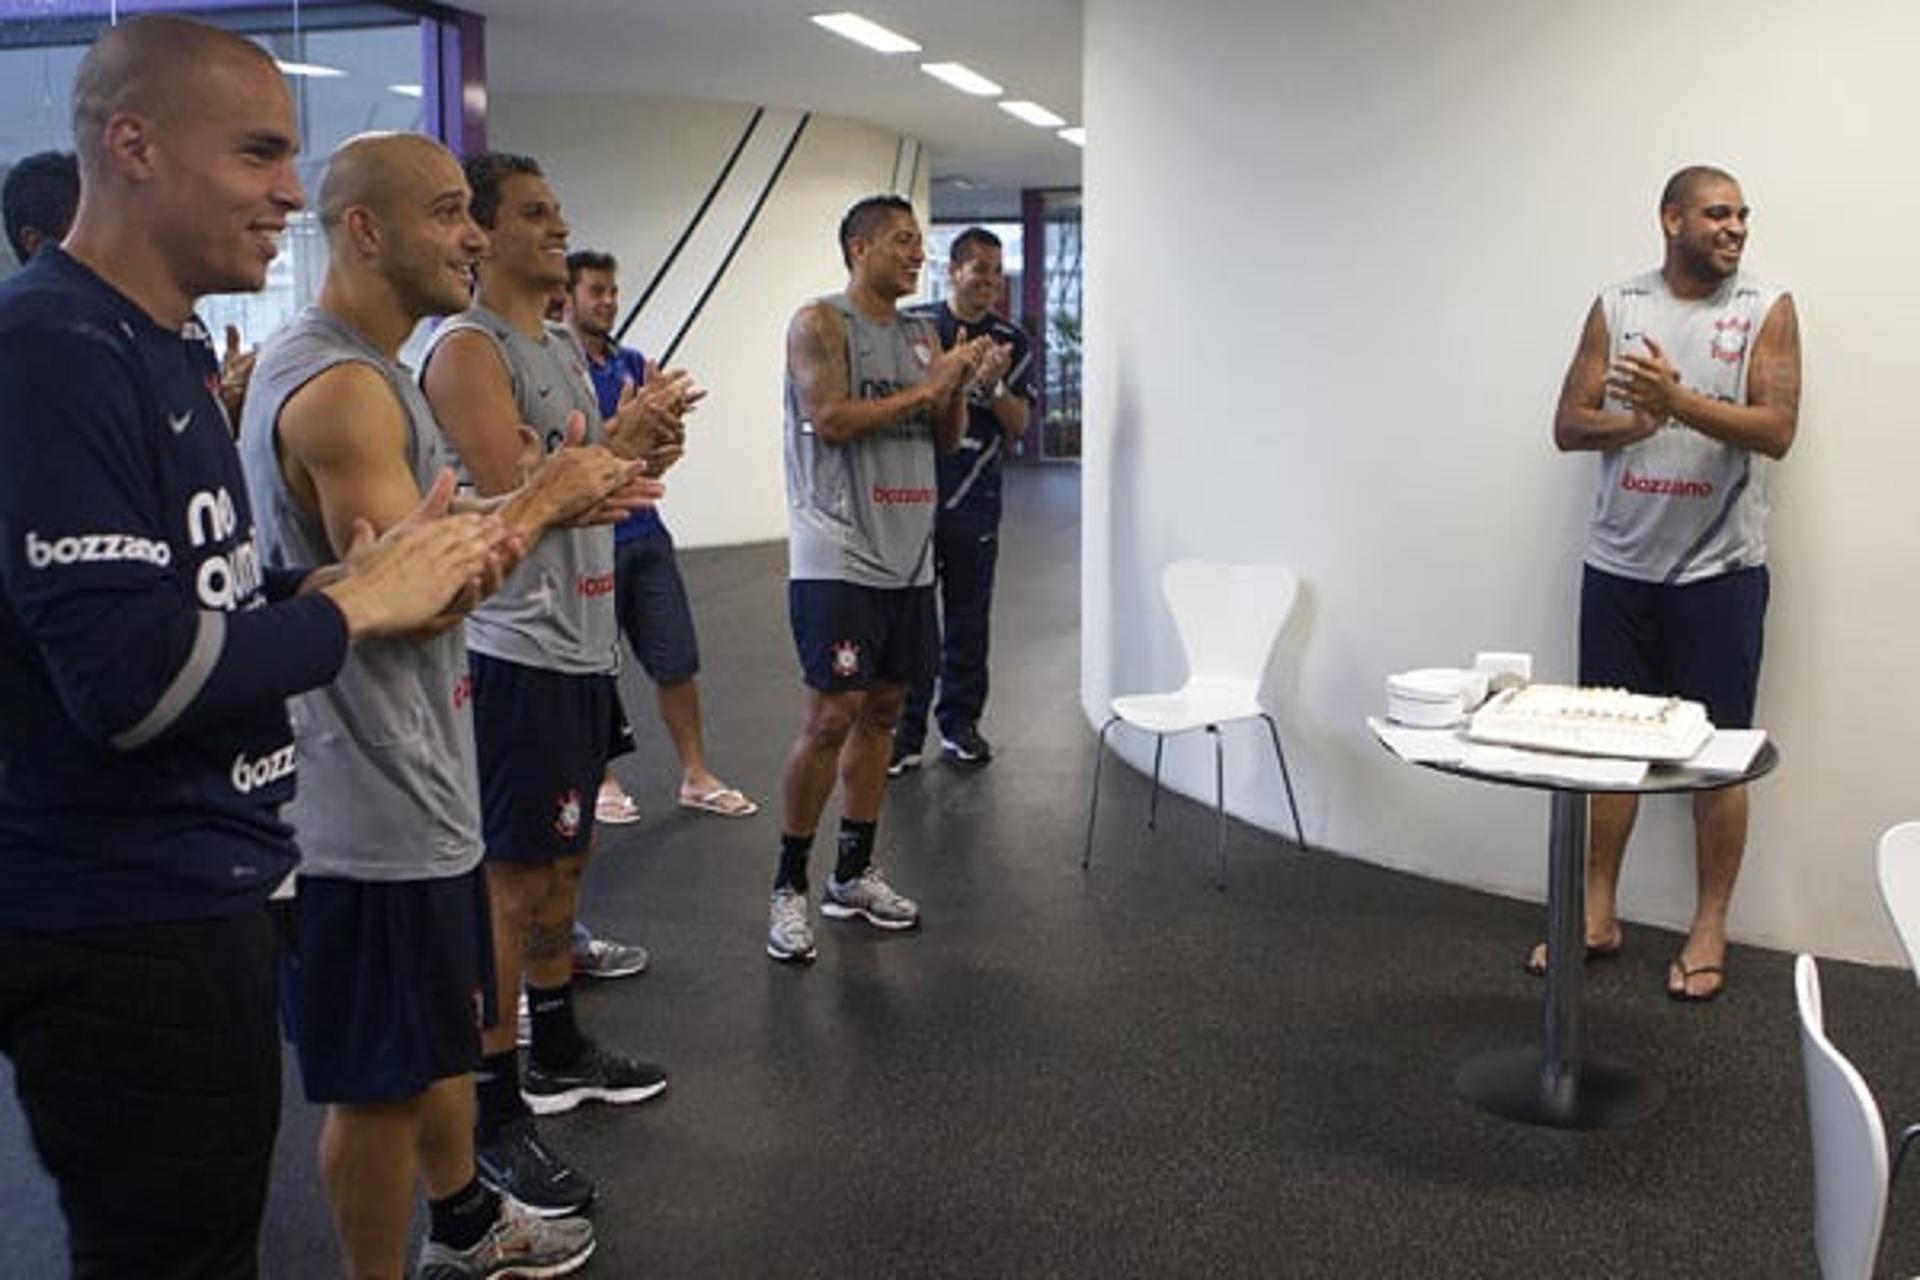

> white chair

[
  {"left": 1796, "top": 954, "right": 1891, "bottom": 1280},
  {"left": 1082, "top": 559, "right": 1306, "bottom": 887},
  {"left": 1875, "top": 821, "right": 1920, "bottom": 985}
]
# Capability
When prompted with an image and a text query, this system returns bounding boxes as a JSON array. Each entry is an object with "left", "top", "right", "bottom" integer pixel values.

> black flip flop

[{"left": 1667, "top": 960, "right": 1725, "bottom": 1002}]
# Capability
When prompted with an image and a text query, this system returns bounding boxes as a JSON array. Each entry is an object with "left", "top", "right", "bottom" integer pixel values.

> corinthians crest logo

[
  {"left": 1710, "top": 315, "right": 1751, "bottom": 364},
  {"left": 831, "top": 640, "right": 861, "bottom": 679}
]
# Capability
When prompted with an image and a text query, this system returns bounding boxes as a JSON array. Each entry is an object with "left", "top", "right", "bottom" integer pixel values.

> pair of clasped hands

[
  {"left": 1607, "top": 335, "right": 1684, "bottom": 442},
  {"left": 927, "top": 328, "right": 1014, "bottom": 403},
  {"left": 321, "top": 368, "right": 705, "bottom": 644}
]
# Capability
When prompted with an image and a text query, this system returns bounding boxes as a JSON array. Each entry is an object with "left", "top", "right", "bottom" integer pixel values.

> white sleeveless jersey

[
  {"left": 784, "top": 294, "right": 940, "bottom": 588},
  {"left": 1584, "top": 270, "right": 1787, "bottom": 584},
  {"left": 240, "top": 308, "right": 482, "bottom": 882},
  {"left": 423, "top": 306, "right": 618, "bottom": 673}
]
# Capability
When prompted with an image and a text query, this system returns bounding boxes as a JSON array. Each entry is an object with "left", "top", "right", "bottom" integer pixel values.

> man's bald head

[
  {"left": 1660, "top": 165, "right": 1739, "bottom": 215},
  {"left": 312, "top": 132, "right": 483, "bottom": 320},
  {"left": 318, "top": 132, "right": 463, "bottom": 238},
  {"left": 70, "top": 16, "right": 278, "bottom": 177}
]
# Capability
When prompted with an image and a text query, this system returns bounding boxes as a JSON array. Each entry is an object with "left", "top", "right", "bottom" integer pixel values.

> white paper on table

[
  {"left": 1458, "top": 743, "right": 1649, "bottom": 788},
  {"left": 1371, "top": 716, "right": 1651, "bottom": 786},
  {"left": 1367, "top": 717, "right": 1471, "bottom": 764},
  {"left": 1681, "top": 729, "right": 1768, "bottom": 776}
]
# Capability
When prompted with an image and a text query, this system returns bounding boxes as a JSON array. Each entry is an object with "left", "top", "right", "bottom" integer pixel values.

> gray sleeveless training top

[
  {"left": 423, "top": 305, "right": 618, "bottom": 673},
  {"left": 1587, "top": 269, "right": 1788, "bottom": 585},
  {"left": 784, "top": 293, "right": 940, "bottom": 588},
  {"left": 239, "top": 307, "right": 481, "bottom": 882}
]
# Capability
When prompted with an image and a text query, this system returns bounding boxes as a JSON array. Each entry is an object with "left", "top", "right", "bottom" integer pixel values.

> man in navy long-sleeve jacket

[{"left": 0, "top": 18, "right": 504, "bottom": 1278}]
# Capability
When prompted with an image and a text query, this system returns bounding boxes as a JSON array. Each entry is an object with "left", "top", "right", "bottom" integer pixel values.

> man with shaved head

[
  {"left": 242, "top": 131, "right": 645, "bottom": 1277},
  {"left": 0, "top": 18, "right": 511, "bottom": 1277},
  {"left": 1546, "top": 164, "right": 1802, "bottom": 1001}
]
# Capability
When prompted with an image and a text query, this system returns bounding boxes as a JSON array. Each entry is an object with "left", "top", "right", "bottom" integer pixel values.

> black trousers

[
  {"left": 900, "top": 519, "right": 1001, "bottom": 744},
  {"left": 0, "top": 908, "right": 282, "bottom": 1279}
]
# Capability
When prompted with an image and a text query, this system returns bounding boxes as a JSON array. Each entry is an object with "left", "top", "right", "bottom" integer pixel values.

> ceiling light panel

[
  {"left": 810, "top": 11, "right": 921, "bottom": 54},
  {"left": 920, "top": 61, "right": 1002, "bottom": 96},
  {"left": 998, "top": 100, "right": 1066, "bottom": 129},
  {"left": 1057, "top": 126, "right": 1086, "bottom": 147}
]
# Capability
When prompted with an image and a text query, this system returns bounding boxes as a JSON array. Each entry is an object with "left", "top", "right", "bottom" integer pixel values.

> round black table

[{"left": 1402, "top": 736, "right": 1778, "bottom": 1129}]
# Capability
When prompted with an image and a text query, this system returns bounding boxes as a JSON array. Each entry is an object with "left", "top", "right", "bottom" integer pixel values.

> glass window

[{"left": 1, "top": 2, "right": 447, "bottom": 356}]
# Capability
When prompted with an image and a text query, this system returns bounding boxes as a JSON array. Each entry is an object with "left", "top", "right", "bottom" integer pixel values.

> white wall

[
  {"left": 492, "top": 94, "right": 931, "bottom": 549},
  {"left": 1082, "top": 0, "right": 1920, "bottom": 965}
]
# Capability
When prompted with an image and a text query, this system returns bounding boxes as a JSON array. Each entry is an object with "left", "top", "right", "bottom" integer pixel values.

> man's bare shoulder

[
  {"left": 279, "top": 360, "right": 406, "bottom": 462},
  {"left": 789, "top": 298, "right": 845, "bottom": 341}
]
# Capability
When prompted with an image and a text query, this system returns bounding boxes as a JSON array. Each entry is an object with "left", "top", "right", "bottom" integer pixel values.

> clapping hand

[
  {"left": 326, "top": 469, "right": 514, "bottom": 639},
  {"left": 536, "top": 410, "right": 659, "bottom": 526},
  {"left": 220, "top": 324, "right": 256, "bottom": 433},
  {"left": 1608, "top": 335, "right": 1681, "bottom": 422}
]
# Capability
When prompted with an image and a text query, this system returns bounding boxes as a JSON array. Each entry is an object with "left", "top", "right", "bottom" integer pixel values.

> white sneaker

[
  {"left": 823, "top": 866, "right": 920, "bottom": 930},
  {"left": 417, "top": 1197, "right": 595, "bottom": 1278},
  {"left": 767, "top": 887, "right": 817, "bottom": 963}
]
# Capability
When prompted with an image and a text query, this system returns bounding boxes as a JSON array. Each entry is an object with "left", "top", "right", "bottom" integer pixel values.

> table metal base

[{"left": 1456, "top": 1047, "right": 1666, "bottom": 1129}]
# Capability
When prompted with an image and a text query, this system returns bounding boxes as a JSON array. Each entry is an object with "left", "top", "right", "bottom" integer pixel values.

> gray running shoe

[
  {"left": 417, "top": 1200, "right": 595, "bottom": 1279},
  {"left": 571, "top": 923, "right": 648, "bottom": 979},
  {"left": 767, "top": 887, "right": 817, "bottom": 963},
  {"left": 823, "top": 867, "right": 920, "bottom": 930}
]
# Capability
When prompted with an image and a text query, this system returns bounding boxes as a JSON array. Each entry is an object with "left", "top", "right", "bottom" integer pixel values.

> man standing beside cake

[{"left": 1546, "top": 165, "right": 1801, "bottom": 1001}]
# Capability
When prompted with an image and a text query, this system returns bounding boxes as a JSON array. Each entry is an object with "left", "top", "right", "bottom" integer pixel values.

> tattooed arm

[{"left": 786, "top": 301, "right": 975, "bottom": 446}]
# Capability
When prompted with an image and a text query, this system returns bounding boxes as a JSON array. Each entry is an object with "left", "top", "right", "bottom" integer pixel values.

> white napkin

[
  {"left": 1681, "top": 729, "right": 1768, "bottom": 776},
  {"left": 1368, "top": 717, "right": 1471, "bottom": 764},
  {"left": 1370, "top": 717, "right": 1650, "bottom": 787}
]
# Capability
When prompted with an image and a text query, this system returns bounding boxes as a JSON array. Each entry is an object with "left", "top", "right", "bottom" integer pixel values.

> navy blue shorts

[
  {"left": 1578, "top": 563, "right": 1769, "bottom": 729},
  {"left": 608, "top": 688, "right": 636, "bottom": 762},
  {"left": 789, "top": 579, "right": 937, "bottom": 693},
  {"left": 614, "top": 527, "right": 701, "bottom": 683},
  {"left": 283, "top": 867, "right": 496, "bottom": 1105},
  {"left": 469, "top": 652, "right": 615, "bottom": 862}
]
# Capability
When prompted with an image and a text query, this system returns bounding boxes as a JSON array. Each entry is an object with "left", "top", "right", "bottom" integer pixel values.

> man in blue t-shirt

[
  {"left": 0, "top": 18, "right": 506, "bottom": 1277},
  {"left": 890, "top": 227, "right": 1035, "bottom": 773},
  {"left": 564, "top": 250, "right": 757, "bottom": 822}
]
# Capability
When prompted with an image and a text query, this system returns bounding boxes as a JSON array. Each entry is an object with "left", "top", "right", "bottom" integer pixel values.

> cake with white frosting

[{"left": 1466, "top": 684, "right": 1713, "bottom": 762}]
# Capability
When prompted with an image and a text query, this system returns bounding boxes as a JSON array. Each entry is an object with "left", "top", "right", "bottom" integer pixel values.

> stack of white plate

[{"left": 1386, "top": 668, "right": 1491, "bottom": 728}]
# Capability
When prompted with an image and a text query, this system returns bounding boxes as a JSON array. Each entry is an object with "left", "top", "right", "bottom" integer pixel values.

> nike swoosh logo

[{"left": 169, "top": 412, "right": 192, "bottom": 435}]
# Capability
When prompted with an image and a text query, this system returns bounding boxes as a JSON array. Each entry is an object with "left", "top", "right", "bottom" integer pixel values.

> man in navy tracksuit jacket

[
  {"left": 0, "top": 19, "right": 501, "bottom": 1278},
  {"left": 892, "top": 227, "right": 1034, "bottom": 771}
]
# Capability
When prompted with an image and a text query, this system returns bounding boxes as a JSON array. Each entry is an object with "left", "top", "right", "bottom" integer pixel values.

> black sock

[
  {"left": 428, "top": 1176, "right": 501, "bottom": 1251},
  {"left": 527, "top": 981, "right": 586, "bottom": 1070},
  {"left": 474, "top": 1049, "right": 524, "bottom": 1139},
  {"left": 834, "top": 819, "right": 876, "bottom": 883},
  {"left": 775, "top": 833, "right": 813, "bottom": 893}
]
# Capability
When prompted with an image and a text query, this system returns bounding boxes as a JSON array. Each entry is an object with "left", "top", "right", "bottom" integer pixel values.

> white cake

[{"left": 1465, "top": 684, "right": 1713, "bottom": 762}]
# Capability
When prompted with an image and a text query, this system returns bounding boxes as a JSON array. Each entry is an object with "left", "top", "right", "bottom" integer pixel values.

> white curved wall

[{"left": 1082, "top": 0, "right": 1920, "bottom": 964}]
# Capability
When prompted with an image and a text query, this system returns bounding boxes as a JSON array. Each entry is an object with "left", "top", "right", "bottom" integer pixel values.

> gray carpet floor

[{"left": 6, "top": 465, "right": 1920, "bottom": 1277}]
